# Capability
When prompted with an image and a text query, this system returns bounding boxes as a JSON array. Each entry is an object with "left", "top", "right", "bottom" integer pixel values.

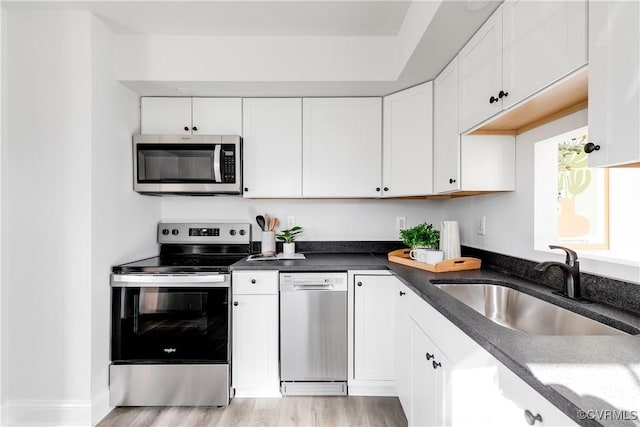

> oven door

[
  {"left": 111, "top": 274, "right": 230, "bottom": 363},
  {"left": 133, "top": 134, "right": 241, "bottom": 194}
]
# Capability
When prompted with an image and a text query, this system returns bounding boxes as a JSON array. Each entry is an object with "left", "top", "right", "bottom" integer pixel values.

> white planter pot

[{"left": 283, "top": 242, "right": 296, "bottom": 254}]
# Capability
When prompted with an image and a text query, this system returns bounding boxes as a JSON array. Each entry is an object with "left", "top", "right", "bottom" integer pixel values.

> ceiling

[{"left": 2, "top": 0, "right": 502, "bottom": 96}]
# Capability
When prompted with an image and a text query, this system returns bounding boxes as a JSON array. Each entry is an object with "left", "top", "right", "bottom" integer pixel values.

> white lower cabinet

[
  {"left": 231, "top": 271, "right": 280, "bottom": 397},
  {"left": 349, "top": 271, "right": 396, "bottom": 395},
  {"left": 396, "top": 283, "right": 575, "bottom": 426},
  {"left": 395, "top": 280, "right": 411, "bottom": 413}
]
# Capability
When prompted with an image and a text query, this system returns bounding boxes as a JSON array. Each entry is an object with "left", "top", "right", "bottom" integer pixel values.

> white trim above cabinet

[
  {"left": 242, "top": 98, "right": 302, "bottom": 198},
  {"left": 302, "top": 98, "right": 382, "bottom": 198},
  {"left": 382, "top": 82, "right": 433, "bottom": 197}
]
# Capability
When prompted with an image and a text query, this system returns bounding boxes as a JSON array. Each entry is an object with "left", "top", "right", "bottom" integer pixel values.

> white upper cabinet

[
  {"left": 459, "top": 0, "right": 587, "bottom": 133},
  {"left": 141, "top": 97, "right": 192, "bottom": 134},
  {"left": 588, "top": 0, "right": 640, "bottom": 167},
  {"left": 140, "top": 97, "right": 241, "bottom": 135},
  {"left": 502, "top": 0, "right": 587, "bottom": 110},
  {"left": 242, "top": 98, "right": 302, "bottom": 198},
  {"left": 433, "top": 57, "right": 461, "bottom": 193},
  {"left": 459, "top": 8, "right": 503, "bottom": 133},
  {"left": 382, "top": 82, "right": 433, "bottom": 197},
  {"left": 191, "top": 98, "right": 242, "bottom": 135},
  {"left": 302, "top": 98, "right": 382, "bottom": 198}
]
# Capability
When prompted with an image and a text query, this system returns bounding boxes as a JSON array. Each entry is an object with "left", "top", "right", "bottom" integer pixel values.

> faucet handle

[{"left": 549, "top": 245, "right": 578, "bottom": 266}]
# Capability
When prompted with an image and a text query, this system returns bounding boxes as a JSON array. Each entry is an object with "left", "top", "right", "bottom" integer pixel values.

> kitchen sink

[{"left": 433, "top": 283, "right": 628, "bottom": 336}]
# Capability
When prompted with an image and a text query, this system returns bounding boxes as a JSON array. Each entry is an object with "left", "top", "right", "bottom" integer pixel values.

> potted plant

[
  {"left": 399, "top": 223, "right": 443, "bottom": 264},
  {"left": 276, "top": 226, "right": 303, "bottom": 254}
]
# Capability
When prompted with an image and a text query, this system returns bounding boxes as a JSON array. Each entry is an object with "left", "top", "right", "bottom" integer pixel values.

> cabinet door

[
  {"left": 353, "top": 275, "right": 395, "bottom": 381},
  {"left": 409, "top": 318, "right": 450, "bottom": 427},
  {"left": 242, "top": 98, "right": 302, "bottom": 198},
  {"left": 502, "top": 0, "right": 587, "bottom": 110},
  {"left": 395, "top": 282, "right": 411, "bottom": 415},
  {"left": 231, "top": 294, "right": 279, "bottom": 396},
  {"left": 588, "top": 0, "right": 640, "bottom": 167},
  {"left": 382, "top": 82, "right": 433, "bottom": 197},
  {"left": 433, "top": 57, "right": 461, "bottom": 193},
  {"left": 192, "top": 98, "right": 242, "bottom": 135},
  {"left": 141, "top": 97, "right": 192, "bottom": 135},
  {"left": 303, "top": 98, "right": 382, "bottom": 198},
  {"left": 459, "top": 7, "right": 503, "bottom": 133}
]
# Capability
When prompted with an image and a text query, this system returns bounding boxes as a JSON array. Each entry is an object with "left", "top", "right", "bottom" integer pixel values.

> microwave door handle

[{"left": 213, "top": 145, "right": 222, "bottom": 183}]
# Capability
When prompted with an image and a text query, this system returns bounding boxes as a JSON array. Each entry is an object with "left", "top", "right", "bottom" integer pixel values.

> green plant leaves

[{"left": 399, "top": 223, "right": 440, "bottom": 248}]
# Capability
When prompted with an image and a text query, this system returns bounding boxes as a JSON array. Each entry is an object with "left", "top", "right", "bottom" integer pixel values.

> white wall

[
  {"left": 4, "top": 10, "right": 93, "bottom": 424},
  {"left": 162, "top": 197, "right": 445, "bottom": 242},
  {"left": 442, "top": 109, "right": 640, "bottom": 284},
  {"left": 90, "top": 15, "right": 160, "bottom": 426},
  {"left": 0, "top": 5, "right": 5, "bottom": 424}
]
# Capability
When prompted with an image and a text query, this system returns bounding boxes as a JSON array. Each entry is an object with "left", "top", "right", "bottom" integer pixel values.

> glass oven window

[
  {"left": 112, "top": 287, "right": 229, "bottom": 363},
  {"left": 137, "top": 144, "right": 216, "bottom": 183}
]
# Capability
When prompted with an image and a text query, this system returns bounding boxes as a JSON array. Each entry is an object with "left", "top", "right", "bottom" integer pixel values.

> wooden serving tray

[{"left": 388, "top": 249, "right": 481, "bottom": 273}]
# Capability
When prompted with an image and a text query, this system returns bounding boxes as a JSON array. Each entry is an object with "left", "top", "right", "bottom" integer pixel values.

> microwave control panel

[{"left": 222, "top": 145, "right": 236, "bottom": 183}]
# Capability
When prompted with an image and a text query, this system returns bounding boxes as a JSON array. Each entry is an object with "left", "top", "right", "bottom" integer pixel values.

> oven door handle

[{"left": 111, "top": 274, "right": 229, "bottom": 287}]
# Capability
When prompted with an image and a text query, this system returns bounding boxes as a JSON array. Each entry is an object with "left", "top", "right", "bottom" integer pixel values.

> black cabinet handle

[
  {"left": 584, "top": 142, "right": 601, "bottom": 153},
  {"left": 426, "top": 353, "right": 434, "bottom": 361},
  {"left": 499, "top": 90, "right": 509, "bottom": 98},
  {"left": 432, "top": 360, "right": 442, "bottom": 369},
  {"left": 357, "top": 282, "right": 363, "bottom": 287},
  {"left": 489, "top": 96, "right": 498, "bottom": 104},
  {"left": 192, "top": 126, "right": 198, "bottom": 132},
  {"left": 399, "top": 291, "right": 406, "bottom": 296},
  {"left": 376, "top": 187, "right": 381, "bottom": 192},
  {"left": 251, "top": 279, "right": 256, "bottom": 284},
  {"left": 524, "top": 410, "right": 543, "bottom": 425},
  {"left": 244, "top": 187, "right": 249, "bottom": 192},
  {"left": 233, "top": 301, "right": 239, "bottom": 306},
  {"left": 383, "top": 187, "right": 389, "bottom": 192},
  {"left": 184, "top": 126, "right": 189, "bottom": 131},
  {"left": 449, "top": 178, "right": 456, "bottom": 184}
]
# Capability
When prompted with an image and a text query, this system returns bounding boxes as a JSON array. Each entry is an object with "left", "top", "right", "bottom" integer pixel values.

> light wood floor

[{"left": 97, "top": 396, "right": 408, "bottom": 427}]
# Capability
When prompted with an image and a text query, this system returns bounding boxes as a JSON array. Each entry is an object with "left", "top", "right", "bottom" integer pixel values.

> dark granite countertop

[{"left": 232, "top": 252, "right": 640, "bottom": 427}]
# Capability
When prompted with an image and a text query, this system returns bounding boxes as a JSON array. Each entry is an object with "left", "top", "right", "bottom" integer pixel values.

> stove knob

[
  {"left": 161, "top": 229, "right": 169, "bottom": 236},
  {"left": 229, "top": 229, "right": 236, "bottom": 236},
  {"left": 239, "top": 229, "right": 246, "bottom": 236},
  {"left": 172, "top": 229, "right": 179, "bottom": 236}
]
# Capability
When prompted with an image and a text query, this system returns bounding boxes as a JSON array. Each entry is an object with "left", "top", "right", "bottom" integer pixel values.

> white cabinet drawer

[{"left": 232, "top": 271, "right": 278, "bottom": 295}]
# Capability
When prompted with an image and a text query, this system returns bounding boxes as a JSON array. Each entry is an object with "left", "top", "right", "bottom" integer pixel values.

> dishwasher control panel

[{"left": 280, "top": 272, "right": 348, "bottom": 291}]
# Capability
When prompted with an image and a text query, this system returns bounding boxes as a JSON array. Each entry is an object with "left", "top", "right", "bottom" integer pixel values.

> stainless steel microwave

[{"left": 133, "top": 134, "right": 242, "bottom": 195}]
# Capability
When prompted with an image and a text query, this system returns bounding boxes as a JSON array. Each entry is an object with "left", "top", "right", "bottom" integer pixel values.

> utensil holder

[
  {"left": 261, "top": 231, "right": 276, "bottom": 254},
  {"left": 440, "top": 221, "right": 461, "bottom": 260}
]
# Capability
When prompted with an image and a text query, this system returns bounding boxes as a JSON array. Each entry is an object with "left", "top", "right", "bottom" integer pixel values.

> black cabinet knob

[
  {"left": 383, "top": 187, "right": 389, "bottom": 192},
  {"left": 376, "top": 187, "right": 381, "bottom": 192},
  {"left": 233, "top": 301, "right": 239, "bottom": 306},
  {"left": 244, "top": 187, "right": 249, "bottom": 192},
  {"left": 192, "top": 126, "right": 198, "bottom": 132},
  {"left": 426, "top": 352, "right": 434, "bottom": 361},
  {"left": 499, "top": 90, "right": 509, "bottom": 98},
  {"left": 489, "top": 96, "right": 498, "bottom": 104},
  {"left": 251, "top": 279, "right": 256, "bottom": 284},
  {"left": 184, "top": 126, "right": 189, "bottom": 131},
  {"left": 432, "top": 360, "right": 442, "bottom": 369},
  {"left": 584, "top": 142, "right": 601, "bottom": 153},
  {"left": 449, "top": 178, "right": 456, "bottom": 184},
  {"left": 357, "top": 282, "right": 363, "bottom": 287},
  {"left": 399, "top": 291, "right": 406, "bottom": 296}
]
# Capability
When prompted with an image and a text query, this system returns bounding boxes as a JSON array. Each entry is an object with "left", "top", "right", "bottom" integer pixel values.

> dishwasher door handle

[{"left": 292, "top": 284, "right": 335, "bottom": 291}]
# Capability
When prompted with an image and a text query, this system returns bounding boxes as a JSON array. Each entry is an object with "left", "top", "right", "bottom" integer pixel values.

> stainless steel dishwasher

[{"left": 279, "top": 272, "right": 348, "bottom": 395}]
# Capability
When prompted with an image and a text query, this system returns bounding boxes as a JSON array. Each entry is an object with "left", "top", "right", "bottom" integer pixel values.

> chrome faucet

[{"left": 535, "top": 245, "right": 581, "bottom": 300}]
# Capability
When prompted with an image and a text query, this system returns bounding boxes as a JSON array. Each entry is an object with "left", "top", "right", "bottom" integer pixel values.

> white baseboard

[
  {"left": 347, "top": 384, "right": 397, "bottom": 397},
  {"left": 4, "top": 399, "right": 91, "bottom": 426},
  {"left": 91, "top": 389, "right": 112, "bottom": 427}
]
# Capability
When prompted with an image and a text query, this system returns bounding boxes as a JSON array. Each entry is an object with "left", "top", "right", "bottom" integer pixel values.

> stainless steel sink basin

[{"left": 434, "top": 283, "right": 627, "bottom": 336}]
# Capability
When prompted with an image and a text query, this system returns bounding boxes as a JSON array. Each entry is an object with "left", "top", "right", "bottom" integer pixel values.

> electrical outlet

[
  {"left": 477, "top": 216, "right": 486, "bottom": 236},
  {"left": 396, "top": 216, "right": 406, "bottom": 231},
  {"left": 287, "top": 216, "right": 296, "bottom": 228}
]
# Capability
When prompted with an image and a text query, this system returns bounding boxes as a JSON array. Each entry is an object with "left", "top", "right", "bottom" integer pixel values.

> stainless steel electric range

[{"left": 109, "top": 222, "right": 251, "bottom": 407}]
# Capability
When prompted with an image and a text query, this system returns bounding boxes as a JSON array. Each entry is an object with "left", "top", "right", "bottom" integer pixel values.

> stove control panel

[{"left": 158, "top": 222, "right": 251, "bottom": 244}]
